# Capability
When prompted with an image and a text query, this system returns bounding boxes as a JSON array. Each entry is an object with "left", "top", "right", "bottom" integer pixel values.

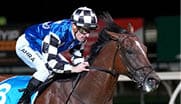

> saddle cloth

[{"left": 0, "top": 75, "right": 38, "bottom": 104}]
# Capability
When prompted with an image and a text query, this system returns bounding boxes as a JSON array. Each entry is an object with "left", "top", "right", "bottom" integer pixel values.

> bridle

[
  {"left": 89, "top": 34, "right": 154, "bottom": 87},
  {"left": 115, "top": 34, "right": 153, "bottom": 87}
]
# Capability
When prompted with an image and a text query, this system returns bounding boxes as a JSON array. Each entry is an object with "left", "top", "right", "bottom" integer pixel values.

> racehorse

[{"left": 0, "top": 12, "right": 160, "bottom": 104}]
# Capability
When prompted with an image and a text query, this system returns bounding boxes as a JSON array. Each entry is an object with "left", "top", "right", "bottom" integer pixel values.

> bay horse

[
  {"left": 35, "top": 12, "right": 160, "bottom": 104},
  {"left": 0, "top": 12, "right": 160, "bottom": 104}
]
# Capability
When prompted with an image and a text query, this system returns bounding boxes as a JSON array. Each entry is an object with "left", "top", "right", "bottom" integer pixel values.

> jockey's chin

[{"left": 79, "top": 37, "right": 88, "bottom": 42}]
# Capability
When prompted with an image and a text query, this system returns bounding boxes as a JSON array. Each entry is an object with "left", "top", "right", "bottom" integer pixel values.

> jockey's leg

[
  {"left": 16, "top": 34, "right": 51, "bottom": 104},
  {"left": 18, "top": 77, "right": 42, "bottom": 104},
  {"left": 17, "top": 68, "right": 50, "bottom": 104}
]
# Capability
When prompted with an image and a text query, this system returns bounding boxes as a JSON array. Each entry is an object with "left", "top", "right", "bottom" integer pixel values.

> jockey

[{"left": 16, "top": 6, "right": 98, "bottom": 104}]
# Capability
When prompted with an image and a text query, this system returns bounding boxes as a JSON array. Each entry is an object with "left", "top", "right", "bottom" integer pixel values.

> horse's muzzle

[{"left": 142, "top": 73, "right": 160, "bottom": 93}]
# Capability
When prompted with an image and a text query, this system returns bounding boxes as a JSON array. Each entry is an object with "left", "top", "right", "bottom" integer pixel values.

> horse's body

[{"left": 0, "top": 12, "right": 160, "bottom": 104}]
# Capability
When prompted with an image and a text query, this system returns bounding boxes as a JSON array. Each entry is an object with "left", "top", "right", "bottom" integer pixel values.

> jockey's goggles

[{"left": 78, "top": 27, "right": 90, "bottom": 35}]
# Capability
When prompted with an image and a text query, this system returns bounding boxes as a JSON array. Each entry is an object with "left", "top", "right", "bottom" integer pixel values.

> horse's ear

[
  {"left": 127, "top": 23, "right": 134, "bottom": 33},
  {"left": 105, "top": 30, "right": 119, "bottom": 40}
]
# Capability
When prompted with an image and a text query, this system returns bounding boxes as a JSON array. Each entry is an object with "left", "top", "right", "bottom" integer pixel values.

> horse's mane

[{"left": 88, "top": 12, "right": 128, "bottom": 64}]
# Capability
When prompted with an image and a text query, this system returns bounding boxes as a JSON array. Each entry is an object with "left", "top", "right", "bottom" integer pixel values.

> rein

[
  {"left": 65, "top": 34, "right": 153, "bottom": 103},
  {"left": 86, "top": 66, "right": 118, "bottom": 77},
  {"left": 65, "top": 73, "right": 81, "bottom": 104}
]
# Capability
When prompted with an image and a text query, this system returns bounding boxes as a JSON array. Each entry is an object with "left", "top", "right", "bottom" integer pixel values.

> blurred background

[{"left": 0, "top": 0, "right": 180, "bottom": 104}]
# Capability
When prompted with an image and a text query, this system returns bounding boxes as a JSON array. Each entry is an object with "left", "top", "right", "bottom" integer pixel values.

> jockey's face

[{"left": 75, "top": 26, "right": 90, "bottom": 42}]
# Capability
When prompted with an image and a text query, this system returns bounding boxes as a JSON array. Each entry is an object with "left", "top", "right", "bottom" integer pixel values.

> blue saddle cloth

[{"left": 0, "top": 75, "right": 38, "bottom": 104}]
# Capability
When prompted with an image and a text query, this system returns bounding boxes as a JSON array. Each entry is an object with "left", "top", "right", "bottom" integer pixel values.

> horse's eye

[{"left": 127, "top": 49, "right": 133, "bottom": 54}]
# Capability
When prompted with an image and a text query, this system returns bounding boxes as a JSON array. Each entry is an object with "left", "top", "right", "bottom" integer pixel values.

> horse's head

[
  {"left": 99, "top": 12, "right": 160, "bottom": 93},
  {"left": 106, "top": 30, "right": 160, "bottom": 93}
]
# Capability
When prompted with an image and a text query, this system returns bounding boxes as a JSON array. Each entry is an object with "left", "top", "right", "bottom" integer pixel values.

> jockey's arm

[{"left": 42, "top": 32, "right": 89, "bottom": 74}]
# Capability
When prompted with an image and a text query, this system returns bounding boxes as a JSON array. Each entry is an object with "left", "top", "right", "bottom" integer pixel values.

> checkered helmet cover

[{"left": 71, "top": 7, "right": 98, "bottom": 30}]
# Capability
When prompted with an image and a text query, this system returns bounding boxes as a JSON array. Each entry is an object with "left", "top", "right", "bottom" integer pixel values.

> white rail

[
  {"left": 118, "top": 71, "right": 181, "bottom": 104},
  {"left": 118, "top": 71, "right": 181, "bottom": 81}
]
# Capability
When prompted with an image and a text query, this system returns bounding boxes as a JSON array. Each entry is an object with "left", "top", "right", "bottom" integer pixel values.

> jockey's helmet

[{"left": 71, "top": 7, "right": 98, "bottom": 30}]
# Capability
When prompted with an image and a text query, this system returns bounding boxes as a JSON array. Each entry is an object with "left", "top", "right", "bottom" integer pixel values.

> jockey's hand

[{"left": 71, "top": 62, "right": 90, "bottom": 73}]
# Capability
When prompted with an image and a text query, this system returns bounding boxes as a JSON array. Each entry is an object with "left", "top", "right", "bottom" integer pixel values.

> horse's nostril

[{"left": 147, "top": 77, "right": 160, "bottom": 87}]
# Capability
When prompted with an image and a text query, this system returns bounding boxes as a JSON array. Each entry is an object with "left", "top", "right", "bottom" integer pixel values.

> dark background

[
  {"left": 1, "top": 0, "right": 180, "bottom": 24},
  {"left": 0, "top": 1, "right": 180, "bottom": 104}
]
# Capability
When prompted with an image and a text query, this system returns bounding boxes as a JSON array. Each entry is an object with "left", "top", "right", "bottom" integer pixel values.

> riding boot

[{"left": 18, "top": 77, "right": 42, "bottom": 104}]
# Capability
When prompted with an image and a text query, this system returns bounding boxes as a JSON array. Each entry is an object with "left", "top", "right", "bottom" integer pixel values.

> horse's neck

[
  {"left": 93, "top": 41, "right": 116, "bottom": 67},
  {"left": 75, "top": 41, "right": 119, "bottom": 103}
]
